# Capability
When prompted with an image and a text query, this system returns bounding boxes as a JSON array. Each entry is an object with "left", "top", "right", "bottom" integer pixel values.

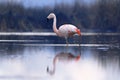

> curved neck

[
  {"left": 53, "top": 15, "right": 59, "bottom": 36},
  {"left": 47, "top": 57, "right": 56, "bottom": 75},
  {"left": 47, "top": 64, "right": 55, "bottom": 75}
]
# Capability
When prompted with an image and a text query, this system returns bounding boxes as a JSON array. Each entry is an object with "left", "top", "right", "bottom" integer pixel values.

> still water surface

[
  {"left": 0, "top": 32, "right": 119, "bottom": 80},
  {"left": 0, "top": 43, "right": 119, "bottom": 80}
]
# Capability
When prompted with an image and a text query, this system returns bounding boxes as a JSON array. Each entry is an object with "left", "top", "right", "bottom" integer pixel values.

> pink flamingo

[
  {"left": 47, "top": 52, "right": 80, "bottom": 75},
  {"left": 47, "top": 13, "right": 81, "bottom": 46}
]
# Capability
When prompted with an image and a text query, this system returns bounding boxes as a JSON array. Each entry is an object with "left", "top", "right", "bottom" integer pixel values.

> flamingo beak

[
  {"left": 47, "top": 18, "right": 49, "bottom": 22},
  {"left": 76, "top": 29, "right": 81, "bottom": 36}
]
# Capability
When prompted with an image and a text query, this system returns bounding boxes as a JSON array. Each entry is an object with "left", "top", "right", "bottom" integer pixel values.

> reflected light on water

[
  {"left": 0, "top": 47, "right": 119, "bottom": 80},
  {"left": 0, "top": 58, "right": 24, "bottom": 76}
]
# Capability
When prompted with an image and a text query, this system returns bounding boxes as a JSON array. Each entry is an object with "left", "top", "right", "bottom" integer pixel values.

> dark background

[{"left": 0, "top": 0, "right": 120, "bottom": 32}]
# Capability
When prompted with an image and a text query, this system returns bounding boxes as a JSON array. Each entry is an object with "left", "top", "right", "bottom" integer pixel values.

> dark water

[{"left": 0, "top": 43, "right": 119, "bottom": 80}]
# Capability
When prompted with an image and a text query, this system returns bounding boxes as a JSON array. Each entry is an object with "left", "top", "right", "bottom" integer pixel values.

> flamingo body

[
  {"left": 47, "top": 13, "right": 81, "bottom": 44},
  {"left": 54, "top": 52, "right": 80, "bottom": 62},
  {"left": 58, "top": 24, "right": 79, "bottom": 38}
]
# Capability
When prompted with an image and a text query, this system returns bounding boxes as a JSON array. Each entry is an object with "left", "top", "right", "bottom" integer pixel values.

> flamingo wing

[{"left": 58, "top": 24, "right": 77, "bottom": 37}]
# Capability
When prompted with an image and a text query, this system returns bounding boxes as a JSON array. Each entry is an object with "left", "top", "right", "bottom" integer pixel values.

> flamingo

[
  {"left": 47, "top": 52, "right": 80, "bottom": 75},
  {"left": 47, "top": 13, "right": 81, "bottom": 46}
]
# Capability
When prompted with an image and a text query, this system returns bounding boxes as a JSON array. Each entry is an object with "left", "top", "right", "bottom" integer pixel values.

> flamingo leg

[
  {"left": 79, "top": 36, "right": 82, "bottom": 56},
  {"left": 65, "top": 38, "right": 69, "bottom": 47},
  {"left": 65, "top": 38, "right": 69, "bottom": 52}
]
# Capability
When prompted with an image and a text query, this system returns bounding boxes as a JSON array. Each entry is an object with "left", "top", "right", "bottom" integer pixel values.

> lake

[{"left": 0, "top": 33, "right": 119, "bottom": 80}]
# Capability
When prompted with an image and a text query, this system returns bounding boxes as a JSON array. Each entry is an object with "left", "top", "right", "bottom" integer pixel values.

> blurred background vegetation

[{"left": 0, "top": 0, "right": 120, "bottom": 32}]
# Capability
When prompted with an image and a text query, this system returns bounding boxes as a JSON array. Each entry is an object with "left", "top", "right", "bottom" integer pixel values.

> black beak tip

[
  {"left": 47, "top": 18, "right": 49, "bottom": 22},
  {"left": 46, "top": 66, "right": 49, "bottom": 72}
]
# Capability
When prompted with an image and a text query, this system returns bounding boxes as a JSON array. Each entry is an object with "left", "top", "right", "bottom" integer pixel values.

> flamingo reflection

[{"left": 47, "top": 52, "right": 80, "bottom": 75}]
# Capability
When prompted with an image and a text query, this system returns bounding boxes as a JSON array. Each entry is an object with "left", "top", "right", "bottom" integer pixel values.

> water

[
  {"left": 0, "top": 33, "right": 119, "bottom": 80},
  {"left": 0, "top": 44, "right": 119, "bottom": 80}
]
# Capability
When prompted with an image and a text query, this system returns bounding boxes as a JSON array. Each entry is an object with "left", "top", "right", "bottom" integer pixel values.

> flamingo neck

[
  {"left": 53, "top": 15, "right": 59, "bottom": 36},
  {"left": 47, "top": 62, "right": 56, "bottom": 75},
  {"left": 47, "top": 56, "right": 57, "bottom": 75},
  {"left": 52, "top": 61, "right": 56, "bottom": 74}
]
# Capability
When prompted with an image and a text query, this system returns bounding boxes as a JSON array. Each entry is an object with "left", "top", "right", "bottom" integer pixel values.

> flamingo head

[
  {"left": 76, "top": 29, "right": 81, "bottom": 36},
  {"left": 75, "top": 55, "right": 80, "bottom": 61},
  {"left": 47, "top": 13, "right": 55, "bottom": 19}
]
